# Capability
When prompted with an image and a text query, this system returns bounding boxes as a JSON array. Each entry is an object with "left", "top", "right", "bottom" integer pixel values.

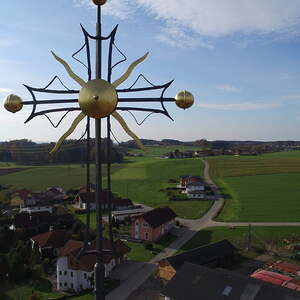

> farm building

[
  {"left": 57, "top": 238, "right": 130, "bottom": 292},
  {"left": 75, "top": 191, "right": 133, "bottom": 211},
  {"left": 158, "top": 240, "right": 235, "bottom": 281},
  {"left": 131, "top": 207, "right": 176, "bottom": 241},
  {"left": 161, "top": 262, "right": 300, "bottom": 300},
  {"left": 31, "top": 230, "right": 69, "bottom": 257}
]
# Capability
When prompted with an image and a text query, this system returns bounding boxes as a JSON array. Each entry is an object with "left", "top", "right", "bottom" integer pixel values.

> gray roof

[
  {"left": 162, "top": 263, "right": 300, "bottom": 300},
  {"left": 162, "top": 240, "right": 235, "bottom": 270}
]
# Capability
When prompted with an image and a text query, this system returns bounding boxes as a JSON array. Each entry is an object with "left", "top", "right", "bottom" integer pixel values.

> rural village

[
  {"left": 2, "top": 1, "right": 300, "bottom": 300},
  {"left": 2, "top": 143, "right": 300, "bottom": 300}
]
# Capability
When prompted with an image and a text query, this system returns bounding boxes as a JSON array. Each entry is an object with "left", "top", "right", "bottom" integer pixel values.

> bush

[{"left": 144, "top": 242, "right": 153, "bottom": 250}]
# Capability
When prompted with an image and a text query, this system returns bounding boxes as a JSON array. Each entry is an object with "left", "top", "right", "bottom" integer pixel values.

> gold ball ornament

[
  {"left": 175, "top": 90, "right": 194, "bottom": 109},
  {"left": 79, "top": 79, "right": 118, "bottom": 119},
  {"left": 4, "top": 94, "right": 23, "bottom": 113},
  {"left": 91, "top": 0, "right": 107, "bottom": 5}
]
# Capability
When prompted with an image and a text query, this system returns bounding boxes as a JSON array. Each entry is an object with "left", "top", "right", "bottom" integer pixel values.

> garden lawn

[
  {"left": 110, "top": 157, "right": 208, "bottom": 218},
  {"left": 180, "top": 226, "right": 300, "bottom": 252},
  {"left": 127, "top": 233, "right": 177, "bottom": 261}
]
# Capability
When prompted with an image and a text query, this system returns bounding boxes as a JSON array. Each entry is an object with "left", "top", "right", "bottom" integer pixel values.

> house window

[
  {"left": 71, "top": 272, "right": 73, "bottom": 277},
  {"left": 60, "top": 283, "right": 62, "bottom": 287},
  {"left": 135, "top": 221, "right": 139, "bottom": 226},
  {"left": 64, "top": 271, "right": 67, "bottom": 275},
  {"left": 71, "top": 283, "right": 74, "bottom": 289},
  {"left": 64, "top": 282, "right": 67, "bottom": 287},
  {"left": 80, "top": 284, "right": 83, "bottom": 290},
  {"left": 84, "top": 273, "right": 87, "bottom": 279},
  {"left": 59, "top": 271, "right": 62, "bottom": 275},
  {"left": 143, "top": 223, "right": 148, "bottom": 227},
  {"left": 145, "top": 232, "right": 149, "bottom": 240}
]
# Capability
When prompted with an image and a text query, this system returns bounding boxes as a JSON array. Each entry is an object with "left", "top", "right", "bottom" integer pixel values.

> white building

[
  {"left": 187, "top": 191, "right": 206, "bottom": 199},
  {"left": 20, "top": 206, "right": 53, "bottom": 214},
  {"left": 57, "top": 239, "right": 130, "bottom": 293},
  {"left": 186, "top": 182, "right": 205, "bottom": 194}
]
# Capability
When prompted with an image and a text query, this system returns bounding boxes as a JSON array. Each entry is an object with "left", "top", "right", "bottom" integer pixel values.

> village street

[{"left": 107, "top": 158, "right": 300, "bottom": 300}]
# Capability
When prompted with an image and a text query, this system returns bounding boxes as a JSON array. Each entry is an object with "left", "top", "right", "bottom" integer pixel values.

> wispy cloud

[
  {"left": 157, "top": 21, "right": 214, "bottom": 49},
  {"left": 198, "top": 102, "right": 281, "bottom": 111},
  {"left": 0, "top": 88, "right": 14, "bottom": 95},
  {"left": 216, "top": 84, "right": 240, "bottom": 93},
  {"left": 73, "top": 0, "right": 300, "bottom": 48}
]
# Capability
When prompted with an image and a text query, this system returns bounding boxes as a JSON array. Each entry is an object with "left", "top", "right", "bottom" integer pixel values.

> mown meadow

[{"left": 208, "top": 151, "right": 300, "bottom": 221}]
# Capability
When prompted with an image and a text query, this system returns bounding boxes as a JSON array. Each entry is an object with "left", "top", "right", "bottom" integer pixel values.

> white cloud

[
  {"left": 216, "top": 85, "right": 240, "bottom": 93},
  {"left": 74, "top": 0, "right": 300, "bottom": 48},
  {"left": 198, "top": 102, "right": 281, "bottom": 111},
  {"left": 0, "top": 88, "right": 14, "bottom": 95}
]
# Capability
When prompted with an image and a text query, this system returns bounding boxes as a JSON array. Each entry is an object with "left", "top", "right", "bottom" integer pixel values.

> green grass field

[{"left": 208, "top": 151, "right": 300, "bottom": 221}]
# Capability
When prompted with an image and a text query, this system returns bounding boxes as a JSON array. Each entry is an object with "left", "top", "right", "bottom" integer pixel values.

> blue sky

[{"left": 1, "top": 0, "right": 300, "bottom": 142}]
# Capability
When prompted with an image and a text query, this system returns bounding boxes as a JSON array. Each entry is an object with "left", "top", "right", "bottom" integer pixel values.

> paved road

[{"left": 107, "top": 158, "right": 300, "bottom": 299}]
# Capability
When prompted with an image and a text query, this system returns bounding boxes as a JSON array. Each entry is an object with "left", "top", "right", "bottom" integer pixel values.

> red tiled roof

[
  {"left": 61, "top": 238, "right": 130, "bottom": 272},
  {"left": 251, "top": 270, "right": 292, "bottom": 286},
  {"left": 139, "top": 207, "right": 177, "bottom": 228},
  {"left": 270, "top": 261, "right": 300, "bottom": 274},
  {"left": 31, "top": 230, "right": 69, "bottom": 248}
]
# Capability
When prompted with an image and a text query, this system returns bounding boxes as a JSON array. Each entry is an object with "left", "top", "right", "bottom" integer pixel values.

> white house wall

[{"left": 57, "top": 256, "right": 120, "bottom": 293}]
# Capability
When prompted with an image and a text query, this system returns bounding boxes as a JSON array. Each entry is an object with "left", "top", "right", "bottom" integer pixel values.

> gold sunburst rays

[{"left": 49, "top": 51, "right": 148, "bottom": 153}]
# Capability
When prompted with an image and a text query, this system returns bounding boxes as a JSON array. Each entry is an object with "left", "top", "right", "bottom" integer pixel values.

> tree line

[{"left": 0, "top": 139, "right": 124, "bottom": 165}]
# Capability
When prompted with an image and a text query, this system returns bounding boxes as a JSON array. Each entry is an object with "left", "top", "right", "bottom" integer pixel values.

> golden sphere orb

[
  {"left": 4, "top": 94, "right": 23, "bottom": 113},
  {"left": 79, "top": 79, "right": 118, "bottom": 119},
  {"left": 91, "top": 0, "right": 107, "bottom": 5},
  {"left": 175, "top": 90, "right": 194, "bottom": 109}
]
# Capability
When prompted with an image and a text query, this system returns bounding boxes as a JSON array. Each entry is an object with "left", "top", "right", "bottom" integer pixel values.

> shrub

[{"left": 144, "top": 242, "right": 153, "bottom": 250}]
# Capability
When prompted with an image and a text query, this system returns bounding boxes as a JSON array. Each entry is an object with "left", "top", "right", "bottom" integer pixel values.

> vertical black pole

[
  {"left": 85, "top": 117, "right": 91, "bottom": 244},
  {"left": 107, "top": 116, "right": 116, "bottom": 257},
  {"left": 94, "top": 5, "right": 105, "bottom": 300}
]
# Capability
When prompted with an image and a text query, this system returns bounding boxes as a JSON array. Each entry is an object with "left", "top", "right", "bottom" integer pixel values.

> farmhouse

[
  {"left": 75, "top": 191, "right": 133, "bottom": 211},
  {"left": 158, "top": 240, "right": 235, "bottom": 281},
  {"left": 179, "top": 176, "right": 203, "bottom": 188},
  {"left": 131, "top": 207, "right": 176, "bottom": 241},
  {"left": 31, "top": 230, "right": 69, "bottom": 257},
  {"left": 57, "top": 238, "right": 130, "bottom": 292},
  {"left": 161, "top": 262, "right": 300, "bottom": 300}
]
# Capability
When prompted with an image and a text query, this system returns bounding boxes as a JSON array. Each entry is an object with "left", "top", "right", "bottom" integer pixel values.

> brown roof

[
  {"left": 139, "top": 207, "right": 177, "bottom": 228},
  {"left": 14, "top": 211, "right": 52, "bottom": 228},
  {"left": 12, "top": 189, "right": 32, "bottom": 200},
  {"left": 61, "top": 238, "right": 130, "bottom": 272},
  {"left": 31, "top": 230, "right": 69, "bottom": 248}
]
